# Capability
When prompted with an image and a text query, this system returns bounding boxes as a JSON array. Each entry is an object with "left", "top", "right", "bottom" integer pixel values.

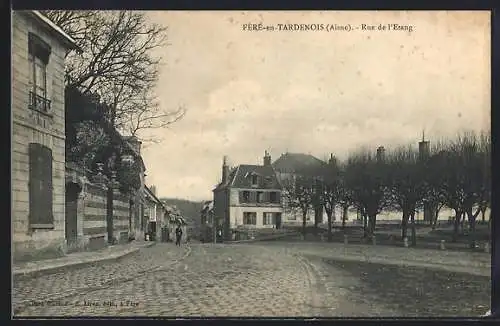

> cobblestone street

[
  {"left": 13, "top": 243, "right": 315, "bottom": 317},
  {"left": 12, "top": 242, "right": 490, "bottom": 317}
]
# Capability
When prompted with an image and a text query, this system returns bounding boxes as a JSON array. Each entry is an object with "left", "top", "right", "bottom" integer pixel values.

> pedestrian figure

[{"left": 175, "top": 224, "right": 183, "bottom": 246}]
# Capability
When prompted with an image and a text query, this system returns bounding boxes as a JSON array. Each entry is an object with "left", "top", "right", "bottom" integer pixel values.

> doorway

[{"left": 65, "top": 182, "right": 80, "bottom": 251}]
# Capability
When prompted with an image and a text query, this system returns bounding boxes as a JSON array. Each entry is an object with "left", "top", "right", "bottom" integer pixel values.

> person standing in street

[{"left": 175, "top": 224, "right": 183, "bottom": 246}]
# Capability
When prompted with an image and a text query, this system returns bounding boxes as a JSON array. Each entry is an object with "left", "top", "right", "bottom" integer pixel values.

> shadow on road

[{"left": 322, "top": 258, "right": 490, "bottom": 317}]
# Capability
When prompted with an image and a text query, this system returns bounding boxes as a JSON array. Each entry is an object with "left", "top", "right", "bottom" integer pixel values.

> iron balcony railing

[{"left": 29, "top": 91, "right": 51, "bottom": 113}]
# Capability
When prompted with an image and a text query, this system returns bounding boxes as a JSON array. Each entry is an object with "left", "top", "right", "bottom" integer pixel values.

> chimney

[
  {"left": 328, "top": 153, "right": 337, "bottom": 165},
  {"left": 150, "top": 185, "right": 156, "bottom": 195},
  {"left": 222, "top": 156, "right": 229, "bottom": 184},
  {"left": 376, "top": 146, "right": 385, "bottom": 162},
  {"left": 263, "top": 150, "right": 271, "bottom": 166},
  {"left": 125, "top": 136, "right": 142, "bottom": 156},
  {"left": 418, "top": 130, "right": 430, "bottom": 160}
]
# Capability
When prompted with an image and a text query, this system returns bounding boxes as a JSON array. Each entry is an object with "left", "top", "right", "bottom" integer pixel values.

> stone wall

[
  {"left": 64, "top": 164, "right": 135, "bottom": 252},
  {"left": 82, "top": 182, "right": 109, "bottom": 250},
  {"left": 113, "top": 192, "right": 132, "bottom": 244}
]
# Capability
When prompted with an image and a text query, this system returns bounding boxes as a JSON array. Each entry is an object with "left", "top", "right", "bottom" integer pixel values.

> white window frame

[
  {"left": 263, "top": 212, "right": 274, "bottom": 225},
  {"left": 243, "top": 212, "right": 257, "bottom": 225}
]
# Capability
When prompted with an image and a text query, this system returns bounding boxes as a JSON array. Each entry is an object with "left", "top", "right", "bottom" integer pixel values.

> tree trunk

[
  {"left": 460, "top": 211, "right": 466, "bottom": 235},
  {"left": 371, "top": 214, "right": 377, "bottom": 234},
  {"left": 302, "top": 210, "right": 307, "bottom": 240},
  {"left": 401, "top": 211, "right": 409, "bottom": 240},
  {"left": 467, "top": 206, "right": 480, "bottom": 249},
  {"left": 367, "top": 213, "right": 376, "bottom": 238},
  {"left": 410, "top": 210, "right": 417, "bottom": 247},
  {"left": 342, "top": 205, "right": 348, "bottom": 230},
  {"left": 432, "top": 209, "right": 439, "bottom": 230},
  {"left": 327, "top": 210, "right": 333, "bottom": 242},
  {"left": 362, "top": 211, "right": 368, "bottom": 238},
  {"left": 452, "top": 210, "right": 462, "bottom": 242},
  {"left": 313, "top": 206, "right": 321, "bottom": 236}
]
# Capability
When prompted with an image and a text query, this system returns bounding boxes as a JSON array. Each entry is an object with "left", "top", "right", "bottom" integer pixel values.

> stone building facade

[
  {"left": 213, "top": 153, "right": 283, "bottom": 241},
  {"left": 11, "top": 11, "right": 80, "bottom": 261}
]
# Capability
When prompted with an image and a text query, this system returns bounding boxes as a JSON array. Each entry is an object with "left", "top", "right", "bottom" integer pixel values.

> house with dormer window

[{"left": 213, "top": 151, "right": 283, "bottom": 240}]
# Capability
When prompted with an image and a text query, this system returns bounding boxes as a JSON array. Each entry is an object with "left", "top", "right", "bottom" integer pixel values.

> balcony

[{"left": 29, "top": 91, "right": 51, "bottom": 114}]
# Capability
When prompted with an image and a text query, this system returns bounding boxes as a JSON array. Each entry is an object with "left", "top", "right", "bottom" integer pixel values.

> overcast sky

[{"left": 140, "top": 11, "right": 490, "bottom": 202}]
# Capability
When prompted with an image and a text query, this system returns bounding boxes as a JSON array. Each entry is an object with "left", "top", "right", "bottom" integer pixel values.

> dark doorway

[
  {"left": 65, "top": 182, "right": 80, "bottom": 251},
  {"left": 276, "top": 213, "right": 282, "bottom": 229},
  {"left": 149, "top": 221, "right": 157, "bottom": 241}
]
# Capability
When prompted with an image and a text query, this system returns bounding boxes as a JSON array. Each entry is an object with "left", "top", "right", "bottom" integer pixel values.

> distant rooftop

[{"left": 272, "top": 152, "right": 327, "bottom": 174}]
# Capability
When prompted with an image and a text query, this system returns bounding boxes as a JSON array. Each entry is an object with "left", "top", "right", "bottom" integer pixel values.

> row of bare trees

[{"left": 282, "top": 131, "right": 491, "bottom": 246}]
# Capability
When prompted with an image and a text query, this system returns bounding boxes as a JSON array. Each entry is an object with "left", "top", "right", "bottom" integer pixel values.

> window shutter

[
  {"left": 239, "top": 191, "right": 244, "bottom": 203},
  {"left": 249, "top": 191, "right": 257, "bottom": 203},
  {"left": 29, "top": 143, "right": 53, "bottom": 227}
]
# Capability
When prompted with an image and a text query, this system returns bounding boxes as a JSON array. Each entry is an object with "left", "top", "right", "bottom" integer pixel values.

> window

[
  {"left": 243, "top": 212, "right": 257, "bottom": 225},
  {"left": 256, "top": 191, "right": 264, "bottom": 203},
  {"left": 29, "top": 143, "right": 53, "bottom": 228},
  {"left": 28, "top": 33, "right": 51, "bottom": 113},
  {"left": 249, "top": 191, "right": 257, "bottom": 203},
  {"left": 269, "top": 192, "right": 279, "bottom": 203},
  {"left": 263, "top": 213, "right": 275, "bottom": 225},
  {"left": 240, "top": 191, "right": 250, "bottom": 203},
  {"left": 251, "top": 175, "right": 258, "bottom": 186}
]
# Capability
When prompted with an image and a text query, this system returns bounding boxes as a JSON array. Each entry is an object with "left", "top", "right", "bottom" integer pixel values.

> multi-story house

[
  {"left": 213, "top": 152, "right": 283, "bottom": 241},
  {"left": 272, "top": 152, "right": 329, "bottom": 226},
  {"left": 143, "top": 185, "right": 167, "bottom": 241},
  {"left": 12, "top": 11, "right": 81, "bottom": 260}
]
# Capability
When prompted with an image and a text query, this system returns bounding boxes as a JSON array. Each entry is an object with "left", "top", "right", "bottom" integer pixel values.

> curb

[
  {"left": 13, "top": 241, "right": 157, "bottom": 280},
  {"left": 320, "top": 254, "right": 491, "bottom": 277},
  {"left": 226, "top": 232, "right": 301, "bottom": 244}
]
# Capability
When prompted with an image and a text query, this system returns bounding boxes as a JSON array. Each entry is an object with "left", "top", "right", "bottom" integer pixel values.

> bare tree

[
  {"left": 437, "top": 131, "right": 489, "bottom": 243},
  {"left": 41, "top": 10, "right": 185, "bottom": 141},
  {"left": 420, "top": 139, "right": 450, "bottom": 230},
  {"left": 344, "top": 149, "right": 391, "bottom": 239},
  {"left": 319, "top": 155, "right": 342, "bottom": 242},
  {"left": 386, "top": 145, "right": 425, "bottom": 245},
  {"left": 477, "top": 132, "right": 491, "bottom": 226},
  {"left": 281, "top": 174, "right": 316, "bottom": 239}
]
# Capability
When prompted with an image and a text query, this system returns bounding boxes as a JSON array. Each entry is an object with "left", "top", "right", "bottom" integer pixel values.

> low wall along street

[{"left": 63, "top": 163, "right": 136, "bottom": 254}]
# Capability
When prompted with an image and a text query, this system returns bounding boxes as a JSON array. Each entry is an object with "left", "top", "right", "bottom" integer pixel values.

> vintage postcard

[{"left": 12, "top": 10, "right": 491, "bottom": 318}]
